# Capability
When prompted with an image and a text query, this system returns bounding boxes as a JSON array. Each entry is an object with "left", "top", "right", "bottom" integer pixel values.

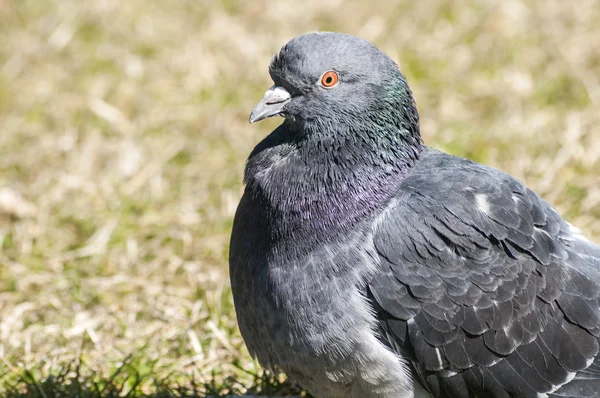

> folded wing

[{"left": 369, "top": 151, "right": 600, "bottom": 398}]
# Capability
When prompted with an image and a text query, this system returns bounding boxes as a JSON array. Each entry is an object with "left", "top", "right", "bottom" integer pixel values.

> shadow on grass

[{"left": 1, "top": 357, "right": 310, "bottom": 398}]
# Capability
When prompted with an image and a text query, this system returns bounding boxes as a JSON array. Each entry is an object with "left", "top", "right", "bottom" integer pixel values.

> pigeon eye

[{"left": 320, "top": 71, "right": 339, "bottom": 88}]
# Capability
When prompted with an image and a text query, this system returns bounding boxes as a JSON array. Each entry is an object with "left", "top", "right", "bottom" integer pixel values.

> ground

[{"left": 0, "top": 0, "right": 599, "bottom": 396}]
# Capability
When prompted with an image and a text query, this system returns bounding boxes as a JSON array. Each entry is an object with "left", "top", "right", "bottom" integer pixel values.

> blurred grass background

[{"left": 0, "top": 0, "right": 599, "bottom": 396}]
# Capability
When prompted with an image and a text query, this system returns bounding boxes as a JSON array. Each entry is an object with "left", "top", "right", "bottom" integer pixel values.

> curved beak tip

[
  {"left": 248, "top": 110, "right": 261, "bottom": 124},
  {"left": 249, "top": 85, "right": 291, "bottom": 124}
]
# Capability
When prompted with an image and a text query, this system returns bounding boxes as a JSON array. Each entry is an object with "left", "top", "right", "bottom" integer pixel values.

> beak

[{"left": 249, "top": 85, "right": 291, "bottom": 123}]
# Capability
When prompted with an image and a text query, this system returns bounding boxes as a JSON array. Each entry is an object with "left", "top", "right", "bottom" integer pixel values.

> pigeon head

[
  {"left": 250, "top": 32, "right": 420, "bottom": 145},
  {"left": 244, "top": 33, "right": 425, "bottom": 247}
]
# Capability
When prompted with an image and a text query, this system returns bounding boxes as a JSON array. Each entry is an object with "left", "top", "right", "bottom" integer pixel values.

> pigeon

[{"left": 229, "top": 32, "right": 600, "bottom": 398}]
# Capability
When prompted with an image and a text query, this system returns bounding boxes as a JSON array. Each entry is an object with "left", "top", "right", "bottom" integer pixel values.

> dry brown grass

[{"left": 0, "top": 0, "right": 598, "bottom": 396}]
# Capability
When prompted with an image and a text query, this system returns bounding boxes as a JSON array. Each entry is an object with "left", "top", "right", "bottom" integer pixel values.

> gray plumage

[{"left": 229, "top": 32, "right": 600, "bottom": 398}]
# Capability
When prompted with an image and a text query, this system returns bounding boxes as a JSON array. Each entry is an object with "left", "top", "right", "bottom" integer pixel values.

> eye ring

[{"left": 320, "top": 71, "right": 339, "bottom": 88}]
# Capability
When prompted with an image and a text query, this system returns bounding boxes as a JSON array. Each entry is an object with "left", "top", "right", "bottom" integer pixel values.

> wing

[{"left": 368, "top": 151, "right": 600, "bottom": 398}]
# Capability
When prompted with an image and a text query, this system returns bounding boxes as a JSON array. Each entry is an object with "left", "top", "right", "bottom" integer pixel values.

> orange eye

[{"left": 320, "top": 71, "right": 339, "bottom": 88}]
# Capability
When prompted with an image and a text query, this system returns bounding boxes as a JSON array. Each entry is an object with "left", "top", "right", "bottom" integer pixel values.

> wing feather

[{"left": 369, "top": 151, "right": 600, "bottom": 397}]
